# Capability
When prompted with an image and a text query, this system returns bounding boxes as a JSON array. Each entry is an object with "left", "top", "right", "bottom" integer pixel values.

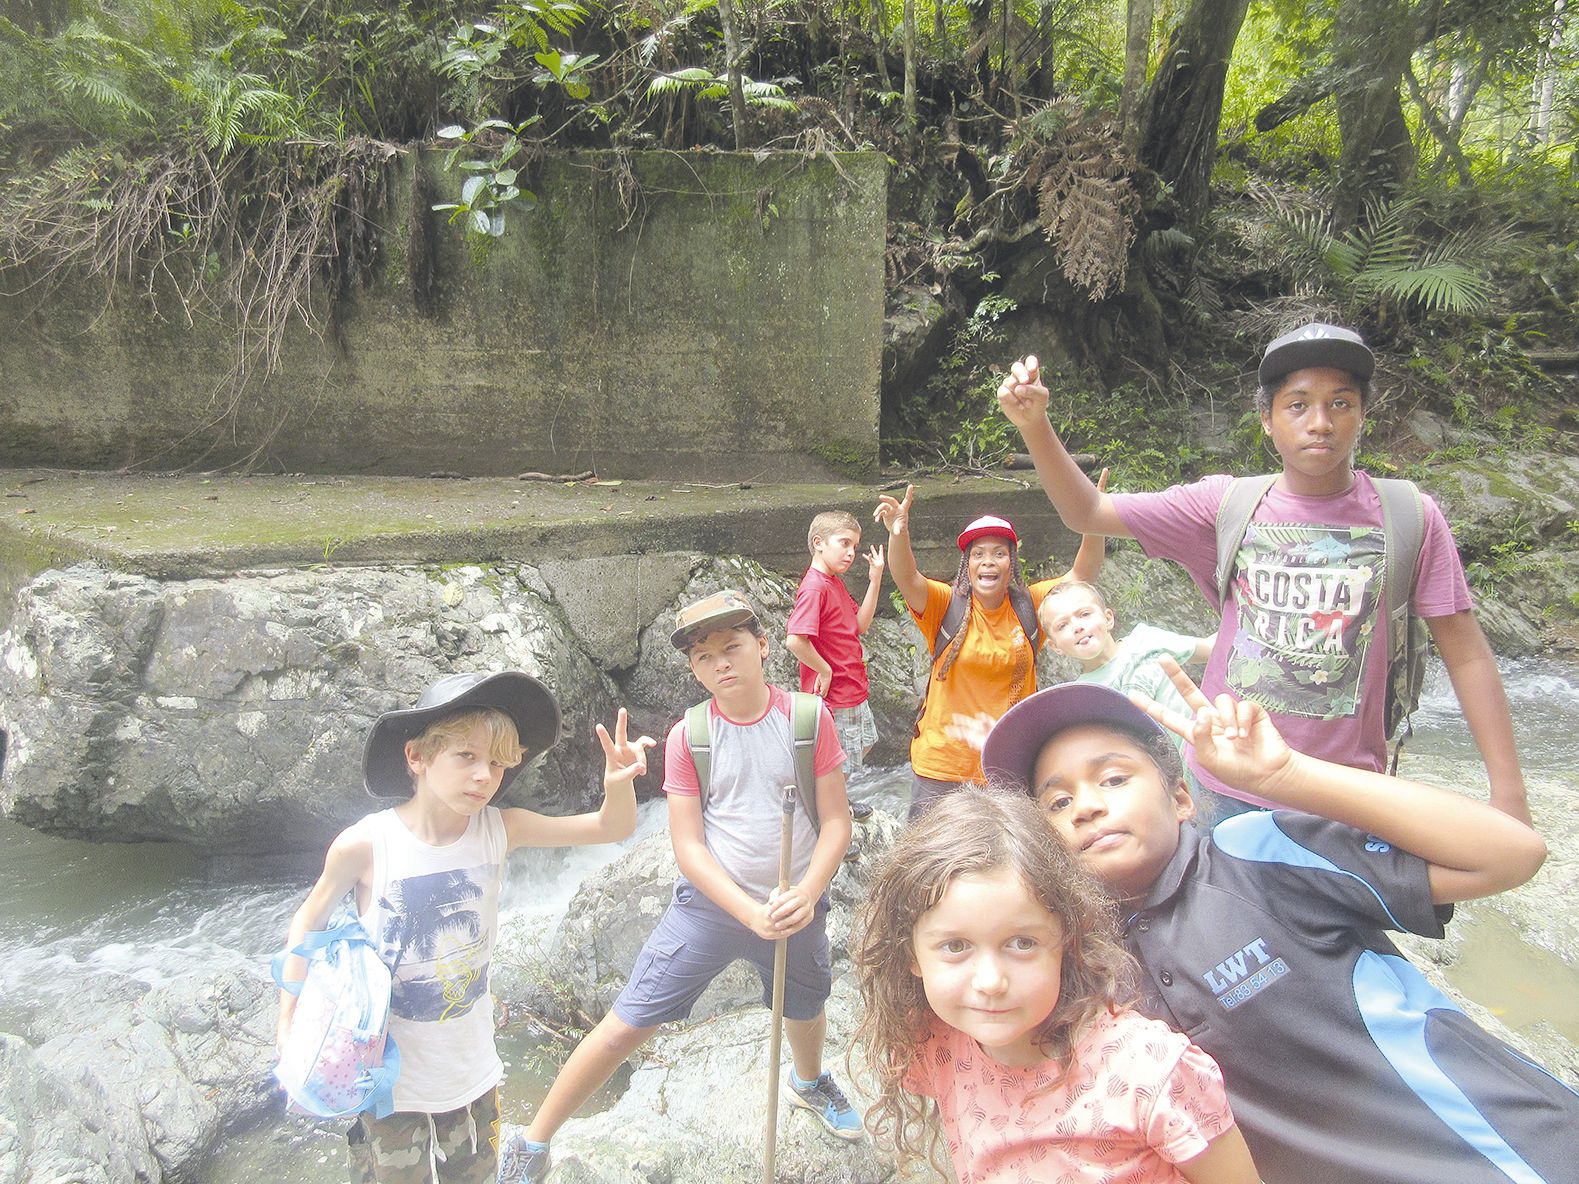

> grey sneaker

[
  {"left": 499, "top": 1133, "right": 550, "bottom": 1184},
  {"left": 786, "top": 1071, "right": 863, "bottom": 1142}
]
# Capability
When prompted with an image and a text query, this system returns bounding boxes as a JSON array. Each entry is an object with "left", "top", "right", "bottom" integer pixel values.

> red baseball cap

[{"left": 957, "top": 515, "right": 1019, "bottom": 552}]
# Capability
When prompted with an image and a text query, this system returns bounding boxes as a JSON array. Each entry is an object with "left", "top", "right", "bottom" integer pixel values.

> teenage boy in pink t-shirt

[
  {"left": 786, "top": 510, "right": 886, "bottom": 772},
  {"left": 995, "top": 324, "right": 1528, "bottom": 823}
]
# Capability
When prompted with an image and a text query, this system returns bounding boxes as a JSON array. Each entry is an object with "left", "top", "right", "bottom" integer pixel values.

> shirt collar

[{"left": 1136, "top": 822, "right": 1207, "bottom": 912}]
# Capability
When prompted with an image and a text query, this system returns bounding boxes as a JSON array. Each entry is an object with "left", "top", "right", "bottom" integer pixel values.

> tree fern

[
  {"left": 648, "top": 67, "right": 796, "bottom": 111},
  {"left": 1247, "top": 186, "right": 1504, "bottom": 317}
]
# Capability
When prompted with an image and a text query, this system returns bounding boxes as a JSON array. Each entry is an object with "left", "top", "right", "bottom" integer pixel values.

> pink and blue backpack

[{"left": 272, "top": 917, "right": 401, "bottom": 1119}]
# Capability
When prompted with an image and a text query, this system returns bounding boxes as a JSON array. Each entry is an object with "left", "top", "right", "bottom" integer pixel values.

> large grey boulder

[
  {"left": 543, "top": 976, "right": 939, "bottom": 1184},
  {"left": 0, "top": 564, "right": 618, "bottom": 849},
  {"left": 0, "top": 1033, "right": 158, "bottom": 1184},
  {"left": 0, "top": 966, "right": 277, "bottom": 1184},
  {"left": 0, "top": 552, "right": 927, "bottom": 852}
]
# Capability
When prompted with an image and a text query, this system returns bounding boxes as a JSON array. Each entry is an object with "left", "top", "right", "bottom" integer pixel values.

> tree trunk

[
  {"left": 1120, "top": 0, "right": 1157, "bottom": 151},
  {"left": 1404, "top": 64, "right": 1471, "bottom": 184},
  {"left": 1531, "top": 0, "right": 1567, "bottom": 145},
  {"left": 717, "top": 0, "right": 748, "bottom": 150},
  {"left": 1136, "top": 0, "right": 1251, "bottom": 226},
  {"left": 903, "top": 0, "right": 918, "bottom": 127},
  {"left": 964, "top": 0, "right": 994, "bottom": 99},
  {"left": 1332, "top": 0, "right": 1416, "bottom": 228},
  {"left": 872, "top": 0, "right": 894, "bottom": 92}
]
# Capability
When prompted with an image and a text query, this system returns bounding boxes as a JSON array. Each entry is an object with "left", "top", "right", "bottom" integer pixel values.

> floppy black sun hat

[{"left": 362, "top": 671, "right": 561, "bottom": 800}]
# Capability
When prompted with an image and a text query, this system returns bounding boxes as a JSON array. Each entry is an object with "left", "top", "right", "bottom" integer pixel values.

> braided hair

[{"left": 934, "top": 537, "right": 1036, "bottom": 704}]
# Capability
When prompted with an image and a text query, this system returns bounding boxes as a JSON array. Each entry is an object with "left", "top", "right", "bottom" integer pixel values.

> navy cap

[
  {"left": 1259, "top": 322, "right": 1375, "bottom": 387},
  {"left": 982, "top": 682, "right": 1166, "bottom": 793}
]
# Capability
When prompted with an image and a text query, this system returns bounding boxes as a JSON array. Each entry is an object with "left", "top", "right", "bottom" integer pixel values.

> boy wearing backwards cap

[
  {"left": 277, "top": 672, "right": 653, "bottom": 1184},
  {"left": 511, "top": 590, "right": 862, "bottom": 1181},
  {"left": 996, "top": 323, "right": 1529, "bottom": 822},
  {"left": 874, "top": 482, "right": 1104, "bottom": 818},
  {"left": 980, "top": 664, "right": 1571, "bottom": 1184}
]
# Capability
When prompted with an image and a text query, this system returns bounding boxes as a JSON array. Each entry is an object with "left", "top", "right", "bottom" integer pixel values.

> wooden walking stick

[{"left": 762, "top": 785, "right": 796, "bottom": 1184}]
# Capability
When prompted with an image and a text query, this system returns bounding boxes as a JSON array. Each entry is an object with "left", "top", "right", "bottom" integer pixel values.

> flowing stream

[{"left": 1, "top": 659, "right": 1575, "bottom": 1180}]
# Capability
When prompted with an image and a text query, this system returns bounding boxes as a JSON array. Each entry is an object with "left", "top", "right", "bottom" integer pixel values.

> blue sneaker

[
  {"left": 787, "top": 1071, "right": 863, "bottom": 1142},
  {"left": 498, "top": 1133, "right": 550, "bottom": 1184}
]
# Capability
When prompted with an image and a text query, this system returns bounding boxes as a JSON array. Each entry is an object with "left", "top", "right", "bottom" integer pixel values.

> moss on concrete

[
  {"left": 0, "top": 469, "right": 1081, "bottom": 588},
  {"left": 0, "top": 150, "right": 885, "bottom": 484}
]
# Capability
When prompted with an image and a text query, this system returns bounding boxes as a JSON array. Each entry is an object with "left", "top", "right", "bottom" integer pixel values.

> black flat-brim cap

[
  {"left": 1258, "top": 322, "right": 1375, "bottom": 387},
  {"left": 982, "top": 682, "right": 1166, "bottom": 794},
  {"left": 362, "top": 670, "right": 561, "bottom": 800}
]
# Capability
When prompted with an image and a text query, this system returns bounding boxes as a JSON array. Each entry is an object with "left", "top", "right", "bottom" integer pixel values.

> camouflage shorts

[{"left": 347, "top": 1087, "right": 501, "bottom": 1184}]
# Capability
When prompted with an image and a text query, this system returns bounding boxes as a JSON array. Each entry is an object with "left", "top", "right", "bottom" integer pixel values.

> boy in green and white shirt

[{"left": 1039, "top": 581, "right": 1248, "bottom": 820}]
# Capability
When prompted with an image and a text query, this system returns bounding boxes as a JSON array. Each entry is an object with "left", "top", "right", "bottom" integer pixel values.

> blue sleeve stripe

[
  {"left": 1355, "top": 952, "right": 1546, "bottom": 1183},
  {"left": 1211, "top": 813, "right": 1407, "bottom": 930}
]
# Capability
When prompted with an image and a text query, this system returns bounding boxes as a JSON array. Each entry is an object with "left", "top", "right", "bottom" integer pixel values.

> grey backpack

[{"left": 1213, "top": 474, "right": 1429, "bottom": 768}]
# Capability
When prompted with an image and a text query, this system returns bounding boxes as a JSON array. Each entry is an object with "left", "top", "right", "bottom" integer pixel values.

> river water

[{"left": 1, "top": 658, "right": 1576, "bottom": 1179}]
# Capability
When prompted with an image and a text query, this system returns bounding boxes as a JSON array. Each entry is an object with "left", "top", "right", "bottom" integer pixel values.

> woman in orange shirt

[{"left": 875, "top": 482, "right": 1103, "bottom": 818}]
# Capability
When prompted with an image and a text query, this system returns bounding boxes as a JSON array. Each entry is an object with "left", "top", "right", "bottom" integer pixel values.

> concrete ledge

[{"left": 0, "top": 468, "right": 1085, "bottom": 598}]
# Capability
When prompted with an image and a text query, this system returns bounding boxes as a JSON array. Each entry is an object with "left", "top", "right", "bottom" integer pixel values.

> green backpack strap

[
  {"left": 1213, "top": 474, "right": 1279, "bottom": 612},
  {"left": 1374, "top": 478, "right": 1429, "bottom": 767},
  {"left": 684, "top": 701, "right": 712, "bottom": 811},
  {"left": 789, "top": 691, "right": 822, "bottom": 833},
  {"left": 1374, "top": 477, "right": 1425, "bottom": 624},
  {"left": 687, "top": 694, "right": 821, "bottom": 832}
]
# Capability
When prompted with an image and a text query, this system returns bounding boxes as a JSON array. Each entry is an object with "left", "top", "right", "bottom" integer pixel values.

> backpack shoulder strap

[
  {"left": 931, "top": 586, "right": 970, "bottom": 659},
  {"left": 684, "top": 701, "right": 712, "bottom": 809},
  {"left": 1008, "top": 585, "right": 1041, "bottom": 650},
  {"left": 788, "top": 691, "right": 822, "bottom": 832},
  {"left": 1213, "top": 474, "right": 1279, "bottom": 611},
  {"left": 1373, "top": 477, "right": 1426, "bottom": 618}
]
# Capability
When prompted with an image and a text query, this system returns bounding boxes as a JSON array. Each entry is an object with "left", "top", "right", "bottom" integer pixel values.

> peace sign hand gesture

[
  {"left": 596, "top": 708, "right": 657, "bottom": 789},
  {"left": 1129, "top": 658, "right": 1296, "bottom": 800}
]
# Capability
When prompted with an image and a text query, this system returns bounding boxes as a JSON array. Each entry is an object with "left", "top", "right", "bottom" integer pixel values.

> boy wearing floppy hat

[
  {"left": 277, "top": 671, "right": 653, "bottom": 1184},
  {"left": 980, "top": 666, "right": 1573, "bottom": 1184},
  {"left": 996, "top": 323, "right": 1529, "bottom": 823},
  {"left": 873, "top": 482, "right": 1104, "bottom": 817},
  {"left": 511, "top": 590, "right": 862, "bottom": 1180}
]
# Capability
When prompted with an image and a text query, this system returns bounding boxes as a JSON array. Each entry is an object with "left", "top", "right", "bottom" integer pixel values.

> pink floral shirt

[{"left": 904, "top": 1008, "right": 1235, "bottom": 1184}]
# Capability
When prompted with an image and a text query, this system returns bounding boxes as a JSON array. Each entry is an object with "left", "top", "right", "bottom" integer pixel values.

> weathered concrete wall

[{"left": 0, "top": 150, "right": 884, "bottom": 480}]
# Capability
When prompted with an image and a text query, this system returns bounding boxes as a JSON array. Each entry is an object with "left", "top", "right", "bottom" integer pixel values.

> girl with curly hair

[
  {"left": 852, "top": 786, "right": 1258, "bottom": 1183},
  {"left": 874, "top": 481, "right": 1105, "bottom": 820}
]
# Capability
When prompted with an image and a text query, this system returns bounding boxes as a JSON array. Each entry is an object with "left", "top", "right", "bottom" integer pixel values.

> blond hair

[
  {"left": 407, "top": 707, "right": 526, "bottom": 774},
  {"left": 852, "top": 786, "right": 1137, "bottom": 1170},
  {"left": 1036, "top": 579, "right": 1110, "bottom": 634},
  {"left": 807, "top": 510, "right": 861, "bottom": 553}
]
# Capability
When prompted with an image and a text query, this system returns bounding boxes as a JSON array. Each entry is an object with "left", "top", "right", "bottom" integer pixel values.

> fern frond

[{"left": 1358, "top": 261, "right": 1492, "bottom": 313}]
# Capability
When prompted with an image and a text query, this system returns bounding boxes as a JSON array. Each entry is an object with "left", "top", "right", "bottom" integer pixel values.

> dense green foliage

[{"left": 1, "top": 0, "right": 1574, "bottom": 463}]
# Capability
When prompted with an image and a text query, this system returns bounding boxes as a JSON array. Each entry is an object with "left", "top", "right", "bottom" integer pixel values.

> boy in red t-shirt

[{"left": 786, "top": 510, "right": 886, "bottom": 772}]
